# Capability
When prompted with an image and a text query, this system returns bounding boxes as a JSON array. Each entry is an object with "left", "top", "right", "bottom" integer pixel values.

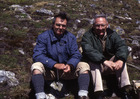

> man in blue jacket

[{"left": 31, "top": 12, "right": 90, "bottom": 99}]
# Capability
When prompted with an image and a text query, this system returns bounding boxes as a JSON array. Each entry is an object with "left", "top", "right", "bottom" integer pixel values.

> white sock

[
  {"left": 35, "top": 92, "right": 46, "bottom": 99},
  {"left": 78, "top": 90, "right": 88, "bottom": 97}
]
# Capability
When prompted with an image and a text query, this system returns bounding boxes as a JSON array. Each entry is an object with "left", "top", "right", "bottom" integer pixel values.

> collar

[
  {"left": 50, "top": 29, "right": 67, "bottom": 43},
  {"left": 91, "top": 28, "right": 107, "bottom": 40},
  {"left": 102, "top": 32, "right": 107, "bottom": 41}
]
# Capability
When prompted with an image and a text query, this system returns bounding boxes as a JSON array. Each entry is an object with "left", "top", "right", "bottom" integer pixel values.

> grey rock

[
  {"left": 113, "top": 26, "right": 125, "bottom": 35},
  {"left": 132, "top": 40, "right": 139, "bottom": 46},
  {"left": 76, "top": 29, "right": 86, "bottom": 39},
  {"left": 36, "top": 8, "right": 54, "bottom": 15}
]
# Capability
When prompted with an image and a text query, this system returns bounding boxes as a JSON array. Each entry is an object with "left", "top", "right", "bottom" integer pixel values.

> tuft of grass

[
  {"left": 0, "top": 54, "right": 18, "bottom": 69},
  {"left": 0, "top": 0, "right": 33, "bottom": 4},
  {"left": 128, "top": 66, "right": 140, "bottom": 80},
  {"left": 0, "top": 0, "right": 139, "bottom": 98}
]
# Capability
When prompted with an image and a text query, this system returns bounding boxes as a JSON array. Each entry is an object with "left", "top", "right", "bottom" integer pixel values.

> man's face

[
  {"left": 53, "top": 17, "right": 67, "bottom": 35},
  {"left": 93, "top": 17, "right": 108, "bottom": 36}
]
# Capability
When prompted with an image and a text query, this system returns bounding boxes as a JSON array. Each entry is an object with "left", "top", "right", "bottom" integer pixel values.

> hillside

[{"left": 0, "top": 0, "right": 140, "bottom": 98}]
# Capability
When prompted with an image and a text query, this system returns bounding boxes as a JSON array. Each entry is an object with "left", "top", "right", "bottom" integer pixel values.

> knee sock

[
  {"left": 78, "top": 73, "right": 90, "bottom": 96},
  {"left": 31, "top": 74, "right": 44, "bottom": 93}
]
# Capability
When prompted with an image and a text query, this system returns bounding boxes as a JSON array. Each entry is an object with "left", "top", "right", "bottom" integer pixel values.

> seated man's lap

[{"left": 31, "top": 62, "right": 90, "bottom": 80}]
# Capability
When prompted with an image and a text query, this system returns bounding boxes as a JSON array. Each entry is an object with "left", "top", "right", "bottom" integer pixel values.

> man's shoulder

[
  {"left": 83, "top": 28, "right": 93, "bottom": 37},
  {"left": 38, "top": 29, "right": 52, "bottom": 38},
  {"left": 106, "top": 28, "right": 116, "bottom": 36}
]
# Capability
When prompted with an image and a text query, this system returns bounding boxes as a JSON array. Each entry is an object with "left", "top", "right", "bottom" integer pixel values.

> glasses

[
  {"left": 95, "top": 24, "right": 106, "bottom": 28},
  {"left": 55, "top": 23, "right": 66, "bottom": 28}
]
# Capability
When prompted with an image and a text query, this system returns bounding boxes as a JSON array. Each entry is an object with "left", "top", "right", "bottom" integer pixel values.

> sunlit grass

[{"left": 0, "top": 0, "right": 139, "bottom": 98}]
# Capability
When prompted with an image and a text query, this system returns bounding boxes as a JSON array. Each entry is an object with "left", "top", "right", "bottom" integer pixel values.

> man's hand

[
  {"left": 54, "top": 63, "right": 71, "bottom": 73},
  {"left": 63, "top": 64, "right": 71, "bottom": 73},
  {"left": 54, "top": 63, "right": 66, "bottom": 70},
  {"left": 114, "top": 60, "right": 123, "bottom": 70},
  {"left": 103, "top": 60, "right": 115, "bottom": 70}
]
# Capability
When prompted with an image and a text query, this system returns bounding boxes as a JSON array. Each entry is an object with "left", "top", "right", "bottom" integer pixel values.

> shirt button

[{"left": 46, "top": 60, "right": 48, "bottom": 62}]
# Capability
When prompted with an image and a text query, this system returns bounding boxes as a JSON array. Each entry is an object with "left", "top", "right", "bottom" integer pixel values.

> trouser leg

[
  {"left": 91, "top": 70, "right": 103, "bottom": 92},
  {"left": 107, "top": 56, "right": 131, "bottom": 88},
  {"left": 116, "top": 64, "right": 132, "bottom": 99},
  {"left": 120, "top": 64, "right": 131, "bottom": 88},
  {"left": 89, "top": 62, "right": 103, "bottom": 92},
  {"left": 90, "top": 63, "right": 103, "bottom": 99},
  {"left": 115, "top": 63, "right": 130, "bottom": 88}
]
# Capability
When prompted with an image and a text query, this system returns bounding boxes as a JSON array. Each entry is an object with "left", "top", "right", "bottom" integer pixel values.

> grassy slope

[{"left": 0, "top": 0, "right": 140, "bottom": 98}]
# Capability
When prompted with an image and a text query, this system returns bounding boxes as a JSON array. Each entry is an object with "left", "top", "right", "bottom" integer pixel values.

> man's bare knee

[
  {"left": 32, "top": 69, "right": 42, "bottom": 75},
  {"left": 81, "top": 70, "right": 89, "bottom": 74}
]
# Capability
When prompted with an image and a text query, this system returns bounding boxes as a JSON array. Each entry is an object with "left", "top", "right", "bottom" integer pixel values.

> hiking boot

[
  {"left": 121, "top": 85, "right": 133, "bottom": 99},
  {"left": 121, "top": 92, "right": 133, "bottom": 99},
  {"left": 78, "top": 96, "right": 89, "bottom": 99}
]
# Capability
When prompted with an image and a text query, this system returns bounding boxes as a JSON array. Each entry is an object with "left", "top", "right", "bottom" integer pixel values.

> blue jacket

[{"left": 33, "top": 29, "right": 81, "bottom": 69}]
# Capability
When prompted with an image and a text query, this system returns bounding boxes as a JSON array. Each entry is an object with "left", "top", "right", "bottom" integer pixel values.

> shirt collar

[{"left": 50, "top": 29, "right": 67, "bottom": 42}]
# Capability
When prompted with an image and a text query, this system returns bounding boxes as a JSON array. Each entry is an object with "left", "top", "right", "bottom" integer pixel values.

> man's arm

[
  {"left": 113, "top": 32, "right": 129, "bottom": 62},
  {"left": 33, "top": 34, "right": 57, "bottom": 69},
  {"left": 66, "top": 35, "right": 82, "bottom": 68},
  {"left": 81, "top": 33, "right": 105, "bottom": 63}
]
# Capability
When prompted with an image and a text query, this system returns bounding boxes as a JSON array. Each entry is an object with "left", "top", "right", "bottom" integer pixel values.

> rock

[
  {"left": 138, "top": 0, "right": 140, "bottom": 4},
  {"left": 75, "top": 19, "right": 81, "bottom": 24},
  {"left": 136, "top": 20, "right": 140, "bottom": 24},
  {"left": 73, "top": 24, "right": 77, "bottom": 30},
  {"left": 90, "top": 4, "right": 96, "bottom": 8},
  {"left": 0, "top": 70, "right": 19, "bottom": 87},
  {"left": 82, "top": 18, "right": 94, "bottom": 24},
  {"left": 18, "top": 48, "right": 25, "bottom": 55},
  {"left": 3, "top": 27, "right": 8, "bottom": 31},
  {"left": 132, "top": 46, "right": 140, "bottom": 62},
  {"left": 113, "top": 26, "right": 125, "bottom": 35},
  {"left": 36, "top": 8, "right": 54, "bottom": 16},
  {"left": 76, "top": 29, "right": 86, "bottom": 39},
  {"left": 47, "top": 17, "right": 54, "bottom": 21},
  {"left": 132, "top": 40, "right": 139, "bottom": 46},
  {"left": 114, "top": 15, "right": 132, "bottom": 20},
  {"left": 9, "top": 5, "right": 21, "bottom": 9}
]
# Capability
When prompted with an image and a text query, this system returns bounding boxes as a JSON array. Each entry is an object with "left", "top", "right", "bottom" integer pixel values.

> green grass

[
  {"left": 0, "top": 0, "right": 139, "bottom": 98},
  {"left": 0, "top": 55, "right": 18, "bottom": 69}
]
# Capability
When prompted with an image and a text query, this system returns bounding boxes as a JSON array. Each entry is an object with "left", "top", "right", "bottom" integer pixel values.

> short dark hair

[
  {"left": 93, "top": 14, "right": 108, "bottom": 24},
  {"left": 52, "top": 12, "right": 70, "bottom": 24}
]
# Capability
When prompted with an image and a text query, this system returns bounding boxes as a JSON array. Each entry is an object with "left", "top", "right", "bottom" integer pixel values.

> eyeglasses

[
  {"left": 95, "top": 24, "right": 106, "bottom": 28},
  {"left": 55, "top": 23, "right": 66, "bottom": 28}
]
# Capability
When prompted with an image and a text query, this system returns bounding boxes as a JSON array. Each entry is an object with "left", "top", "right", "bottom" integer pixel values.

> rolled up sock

[
  {"left": 31, "top": 74, "right": 44, "bottom": 93},
  {"left": 78, "top": 73, "right": 90, "bottom": 91}
]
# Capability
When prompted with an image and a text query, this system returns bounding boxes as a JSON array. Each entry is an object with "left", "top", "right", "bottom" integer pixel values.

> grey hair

[{"left": 93, "top": 14, "right": 108, "bottom": 24}]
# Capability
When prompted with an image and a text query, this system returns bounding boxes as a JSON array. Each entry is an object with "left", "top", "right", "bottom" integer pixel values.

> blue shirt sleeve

[
  {"left": 33, "top": 33, "right": 57, "bottom": 69},
  {"left": 66, "top": 36, "right": 82, "bottom": 68}
]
